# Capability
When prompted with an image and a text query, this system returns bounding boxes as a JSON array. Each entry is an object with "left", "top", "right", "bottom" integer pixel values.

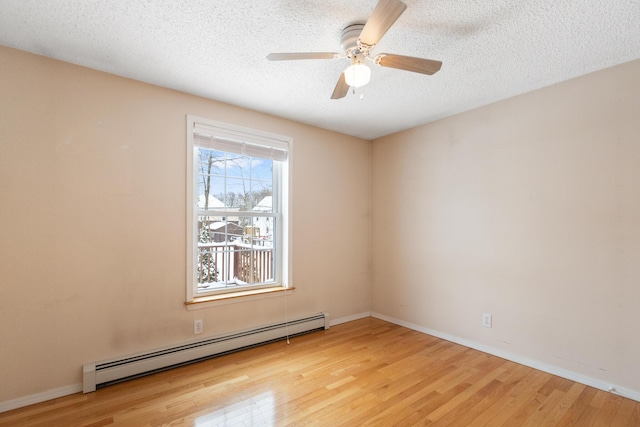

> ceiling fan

[{"left": 266, "top": 0, "right": 442, "bottom": 99}]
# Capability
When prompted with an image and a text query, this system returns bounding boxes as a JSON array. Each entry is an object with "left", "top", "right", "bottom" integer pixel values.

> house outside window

[{"left": 186, "top": 116, "right": 291, "bottom": 301}]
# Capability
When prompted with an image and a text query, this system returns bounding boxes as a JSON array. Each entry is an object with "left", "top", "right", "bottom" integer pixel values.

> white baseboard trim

[
  {"left": 371, "top": 312, "right": 640, "bottom": 403},
  {"left": 0, "top": 384, "right": 82, "bottom": 414},
  {"left": 330, "top": 311, "right": 371, "bottom": 327}
]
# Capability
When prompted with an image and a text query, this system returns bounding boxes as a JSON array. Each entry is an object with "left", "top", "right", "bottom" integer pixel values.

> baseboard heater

[{"left": 82, "top": 312, "right": 329, "bottom": 393}]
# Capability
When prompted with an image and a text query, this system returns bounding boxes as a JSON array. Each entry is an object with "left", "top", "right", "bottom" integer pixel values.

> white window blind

[{"left": 193, "top": 122, "right": 288, "bottom": 161}]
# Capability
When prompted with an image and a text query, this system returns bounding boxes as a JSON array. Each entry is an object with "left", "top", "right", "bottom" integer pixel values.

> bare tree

[{"left": 198, "top": 150, "right": 218, "bottom": 210}]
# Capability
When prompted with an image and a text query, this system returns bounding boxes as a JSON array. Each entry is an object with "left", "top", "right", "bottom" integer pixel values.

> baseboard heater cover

[{"left": 82, "top": 312, "right": 329, "bottom": 393}]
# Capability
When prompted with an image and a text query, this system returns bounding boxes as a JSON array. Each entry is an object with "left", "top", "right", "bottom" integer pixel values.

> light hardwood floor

[{"left": 1, "top": 317, "right": 638, "bottom": 426}]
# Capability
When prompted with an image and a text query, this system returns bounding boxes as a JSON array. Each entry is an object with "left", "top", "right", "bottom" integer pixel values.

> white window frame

[{"left": 186, "top": 115, "right": 292, "bottom": 302}]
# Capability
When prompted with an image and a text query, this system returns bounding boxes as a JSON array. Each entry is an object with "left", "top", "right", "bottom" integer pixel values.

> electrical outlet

[
  {"left": 482, "top": 313, "right": 492, "bottom": 328},
  {"left": 194, "top": 319, "right": 203, "bottom": 334}
]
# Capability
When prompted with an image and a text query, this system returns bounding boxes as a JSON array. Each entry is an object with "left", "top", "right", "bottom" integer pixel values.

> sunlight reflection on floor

[{"left": 194, "top": 391, "right": 275, "bottom": 427}]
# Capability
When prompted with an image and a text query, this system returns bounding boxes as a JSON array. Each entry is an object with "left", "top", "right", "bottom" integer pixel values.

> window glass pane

[
  {"left": 196, "top": 215, "right": 226, "bottom": 290},
  {"left": 222, "top": 152, "right": 250, "bottom": 178},
  {"left": 251, "top": 157, "right": 273, "bottom": 182},
  {"left": 197, "top": 186, "right": 225, "bottom": 210},
  {"left": 250, "top": 216, "right": 275, "bottom": 283},
  {"left": 236, "top": 215, "right": 252, "bottom": 233},
  {"left": 226, "top": 177, "right": 253, "bottom": 211},
  {"left": 251, "top": 216, "right": 274, "bottom": 247},
  {"left": 196, "top": 148, "right": 225, "bottom": 211},
  {"left": 251, "top": 185, "right": 273, "bottom": 214},
  {"left": 252, "top": 158, "right": 273, "bottom": 214},
  {"left": 197, "top": 147, "right": 274, "bottom": 213}
]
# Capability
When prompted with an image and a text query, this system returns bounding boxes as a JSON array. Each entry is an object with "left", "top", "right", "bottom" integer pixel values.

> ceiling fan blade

[
  {"left": 331, "top": 73, "right": 349, "bottom": 99},
  {"left": 375, "top": 54, "right": 442, "bottom": 75},
  {"left": 267, "top": 52, "right": 340, "bottom": 61},
  {"left": 358, "top": 0, "right": 407, "bottom": 48}
]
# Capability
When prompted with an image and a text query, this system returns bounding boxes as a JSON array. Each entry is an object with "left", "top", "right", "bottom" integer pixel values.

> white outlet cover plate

[
  {"left": 482, "top": 313, "right": 492, "bottom": 328},
  {"left": 194, "top": 320, "right": 203, "bottom": 334}
]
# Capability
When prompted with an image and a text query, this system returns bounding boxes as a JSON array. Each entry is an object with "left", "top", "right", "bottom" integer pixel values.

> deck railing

[{"left": 197, "top": 242, "right": 274, "bottom": 286}]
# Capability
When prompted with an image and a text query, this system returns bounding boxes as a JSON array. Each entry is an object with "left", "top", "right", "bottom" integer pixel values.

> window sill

[{"left": 185, "top": 286, "right": 295, "bottom": 311}]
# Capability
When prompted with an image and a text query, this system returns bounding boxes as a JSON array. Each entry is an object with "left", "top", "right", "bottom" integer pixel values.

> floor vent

[{"left": 82, "top": 312, "right": 328, "bottom": 393}]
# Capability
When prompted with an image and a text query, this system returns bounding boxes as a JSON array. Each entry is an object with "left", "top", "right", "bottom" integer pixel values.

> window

[{"left": 186, "top": 116, "right": 291, "bottom": 301}]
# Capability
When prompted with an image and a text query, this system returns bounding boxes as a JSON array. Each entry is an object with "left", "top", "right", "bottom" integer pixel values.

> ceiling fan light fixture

[{"left": 344, "top": 61, "right": 371, "bottom": 88}]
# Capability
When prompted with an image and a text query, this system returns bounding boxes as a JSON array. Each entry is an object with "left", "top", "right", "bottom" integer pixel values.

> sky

[{"left": 197, "top": 149, "right": 273, "bottom": 211}]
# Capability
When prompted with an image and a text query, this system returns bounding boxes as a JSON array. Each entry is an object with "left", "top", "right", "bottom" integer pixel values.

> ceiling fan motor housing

[{"left": 340, "top": 23, "right": 365, "bottom": 52}]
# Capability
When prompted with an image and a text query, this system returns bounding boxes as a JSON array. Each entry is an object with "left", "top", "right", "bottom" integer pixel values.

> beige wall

[
  {"left": 372, "top": 59, "right": 640, "bottom": 393},
  {"left": 2, "top": 41, "right": 638, "bottom": 405},
  {"left": 0, "top": 46, "right": 371, "bottom": 401}
]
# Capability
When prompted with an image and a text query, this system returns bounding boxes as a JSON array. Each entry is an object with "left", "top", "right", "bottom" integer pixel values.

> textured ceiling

[{"left": 0, "top": 0, "right": 639, "bottom": 140}]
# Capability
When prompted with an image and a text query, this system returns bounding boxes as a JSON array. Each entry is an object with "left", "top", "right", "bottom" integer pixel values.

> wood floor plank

[
  {"left": 467, "top": 368, "right": 549, "bottom": 426},
  {"left": 424, "top": 368, "right": 508, "bottom": 423},
  {"left": 555, "top": 386, "right": 599, "bottom": 427},
  {"left": 536, "top": 382, "right": 587, "bottom": 426},
  {"left": 1, "top": 317, "right": 638, "bottom": 426},
  {"left": 592, "top": 394, "right": 624, "bottom": 427},
  {"left": 628, "top": 405, "right": 640, "bottom": 426},
  {"left": 432, "top": 363, "right": 533, "bottom": 426},
  {"left": 610, "top": 397, "right": 638, "bottom": 426}
]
